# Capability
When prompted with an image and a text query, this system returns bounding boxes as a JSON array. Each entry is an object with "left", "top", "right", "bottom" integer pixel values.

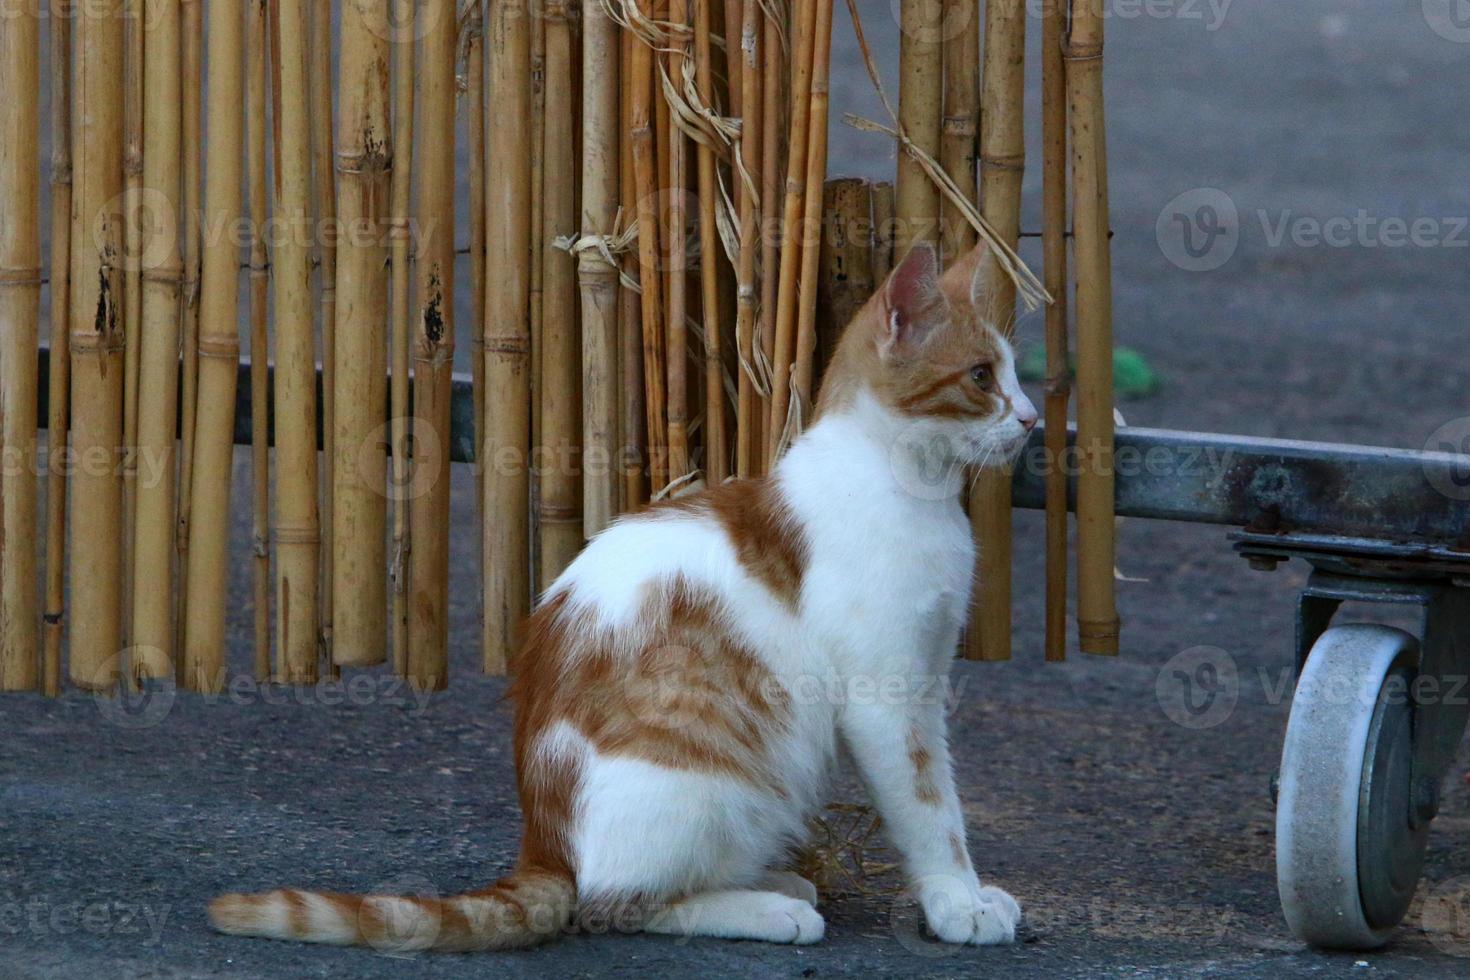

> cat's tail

[{"left": 207, "top": 867, "right": 575, "bottom": 952}]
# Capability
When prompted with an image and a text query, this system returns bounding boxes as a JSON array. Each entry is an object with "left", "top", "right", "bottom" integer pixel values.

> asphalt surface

[{"left": 7, "top": 2, "right": 1470, "bottom": 977}]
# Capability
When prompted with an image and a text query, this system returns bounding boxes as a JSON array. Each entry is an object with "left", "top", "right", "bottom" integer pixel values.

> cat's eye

[{"left": 969, "top": 363, "right": 996, "bottom": 391}]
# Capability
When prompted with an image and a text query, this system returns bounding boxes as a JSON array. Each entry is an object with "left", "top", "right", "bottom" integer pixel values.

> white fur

[{"left": 533, "top": 334, "right": 1034, "bottom": 945}]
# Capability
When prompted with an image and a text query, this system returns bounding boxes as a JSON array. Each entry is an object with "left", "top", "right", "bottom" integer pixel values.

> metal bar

[
  {"left": 1012, "top": 426, "right": 1470, "bottom": 545},
  {"left": 31, "top": 347, "right": 1470, "bottom": 546}
]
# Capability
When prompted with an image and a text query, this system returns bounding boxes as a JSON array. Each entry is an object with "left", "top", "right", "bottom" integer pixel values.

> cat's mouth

[
  {"left": 1002, "top": 429, "right": 1033, "bottom": 460},
  {"left": 964, "top": 434, "right": 1028, "bottom": 471},
  {"left": 958, "top": 437, "right": 1017, "bottom": 470}
]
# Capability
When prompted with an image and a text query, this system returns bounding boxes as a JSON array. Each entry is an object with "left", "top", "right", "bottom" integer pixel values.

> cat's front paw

[{"left": 916, "top": 875, "right": 1021, "bottom": 945}]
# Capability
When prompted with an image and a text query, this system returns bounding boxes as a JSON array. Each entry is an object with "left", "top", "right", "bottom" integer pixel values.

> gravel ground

[{"left": 6, "top": 2, "right": 1470, "bottom": 977}]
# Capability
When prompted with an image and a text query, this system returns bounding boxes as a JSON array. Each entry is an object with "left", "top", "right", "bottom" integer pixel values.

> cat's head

[{"left": 820, "top": 240, "right": 1038, "bottom": 470}]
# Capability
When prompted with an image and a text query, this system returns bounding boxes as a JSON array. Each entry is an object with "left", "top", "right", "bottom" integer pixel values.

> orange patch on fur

[
  {"left": 511, "top": 578, "right": 793, "bottom": 877},
  {"left": 657, "top": 479, "right": 809, "bottom": 610},
  {"left": 908, "top": 727, "right": 941, "bottom": 805}
]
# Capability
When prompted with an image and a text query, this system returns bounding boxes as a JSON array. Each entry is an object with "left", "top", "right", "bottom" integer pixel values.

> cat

[{"left": 208, "top": 239, "right": 1037, "bottom": 951}]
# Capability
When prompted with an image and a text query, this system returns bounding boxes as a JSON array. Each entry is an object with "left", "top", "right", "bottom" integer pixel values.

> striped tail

[{"left": 207, "top": 869, "right": 575, "bottom": 952}]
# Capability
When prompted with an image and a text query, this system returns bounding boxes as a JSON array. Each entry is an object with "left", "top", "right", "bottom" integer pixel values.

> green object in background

[
  {"left": 1113, "top": 348, "right": 1161, "bottom": 399},
  {"left": 1016, "top": 345, "right": 1161, "bottom": 400}
]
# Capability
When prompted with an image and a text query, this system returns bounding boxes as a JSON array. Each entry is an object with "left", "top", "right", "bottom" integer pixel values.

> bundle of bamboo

[{"left": 4, "top": 0, "right": 1117, "bottom": 700}]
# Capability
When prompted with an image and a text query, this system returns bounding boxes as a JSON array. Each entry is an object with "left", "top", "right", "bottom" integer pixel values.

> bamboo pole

[
  {"left": 579, "top": 0, "right": 619, "bottom": 532},
  {"left": 941, "top": 0, "right": 979, "bottom": 264},
  {"left": 966, "top": 0, "right": 1026, "bottom": 664},
  {"left": 0, "top": 0, "right": 41, "bottom": 691},
  {"left": 408, "top": 0, "right": 456, "bottom": 689},
  {"left": 789, "top": 0, "right": 834, "bottom": 427},
  {"left": 309, "top": 0, "right": 337, "bottom": 668},
  {"left": 121, "top": 0, "right": 143, "bottom": 653},
  {"left": 527, "top": 0, "right": 546, "bottom": 592},
  {"left": 1041, "top": 0, "right": 1069, "bottom": 663},
  {"left": 174, "top": 0, "right": 202, "bottom": 675},
  {"left": 619, "top": 27, "right": 647, "bottom": 511},
  {"left": 181, "top": 0, "right": 246, "bottom": 693},
  {"left": 664, "top": 0, "right": 691, "bottom": 486},
  {"left": 333, "top": 0, "right": 392, "bottom": 668},
  {"left": 765, "top": 0, "right": 815, "bottom": 464},
  {"left": 387, "top": 0, "right": 416, "bottom": 676},
  {"left": 871, "top": 179, "right": 895, "bottom": 282},
  {"left": 694, "top": 0, "right": 728, "bottom": 484},
  {"left": 754, "top": 0, "right": 782, "bottom": 476},
  {"left": 630, "top": 14, "right": 668, "bottom": 494},
  {"left": 652, "top": 4, "right": 672, "bottom": 395},
  {"left": 273, "top": 0, "right": 321, "bottom": 684},
  {"left": 894, "top": 0, "right": 941, "bottom": 254},
  {"left": 466, "top": 9, "right": 487, "bottom": 529},
  {"left": 130, "top": 0, "right": 186, "bottom": 681},
  {"left": 43, "top": 0, "right": 74, "bottom": 696},
  {"left": 722, "top": 0, "right": 740, "bottom": 115},
  {"left": 1067, "top": 0, "right": 1119, "bottom": 655},
  {"left": 536, "top": 0, "right": 582, "bottom": 588},
  {"left": 68, "top": 0, "right": 127, "bottom": 691},
  {"left": 483, "top": 0, "right": 534, "bottom": 674},
  {"left": 711, "top": 5, "right": 740, "bottom": 454},
  {"left": 816, "top": 178, "right": 874, "bottom": 385},
  {"left": 248, "top": 0, "right": 272, "bottom": 681},
  {"left": 979, "top": 0, "right": 1024, "bottom": 322},
  {"left": 732, "top": 0, "right": 763, "bottom": 478}
]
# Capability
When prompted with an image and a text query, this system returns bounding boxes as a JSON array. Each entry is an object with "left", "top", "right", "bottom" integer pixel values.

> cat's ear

[
  {"left": 942, "top": 239, "right": 996, "bottom": 309},
  {"left": 879, "top": 241, "right": 946, "bottom": 360}
]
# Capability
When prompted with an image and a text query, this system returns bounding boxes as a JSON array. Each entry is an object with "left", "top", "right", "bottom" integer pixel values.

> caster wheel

[{"left": 1276, "top": 625, "right": 1427, "bottom": 950}]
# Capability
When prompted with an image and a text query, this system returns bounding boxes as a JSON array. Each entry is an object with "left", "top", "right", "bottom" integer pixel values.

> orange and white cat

[{"left": 209, "top": 240, "right": 1036, "bottom": 950}]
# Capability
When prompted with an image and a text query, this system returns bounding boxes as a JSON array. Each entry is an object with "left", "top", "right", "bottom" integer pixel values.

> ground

[{"left": 6, "top": 2, "right": 1470, "bottom": 978}]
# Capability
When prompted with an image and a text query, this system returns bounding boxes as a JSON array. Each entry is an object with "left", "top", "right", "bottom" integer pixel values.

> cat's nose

[{"left": 1017, "top": 402, "right": 1038, "bottom": 432}]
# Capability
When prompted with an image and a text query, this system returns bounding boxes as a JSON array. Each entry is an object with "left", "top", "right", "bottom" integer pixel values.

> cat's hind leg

[{"left": 644, "top": 890, "right": 825, "bottom": 945}]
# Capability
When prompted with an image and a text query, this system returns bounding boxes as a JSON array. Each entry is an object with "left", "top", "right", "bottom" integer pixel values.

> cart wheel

[{"left": 1276, "top": 625, "right": 1428, "bottom": 950}]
